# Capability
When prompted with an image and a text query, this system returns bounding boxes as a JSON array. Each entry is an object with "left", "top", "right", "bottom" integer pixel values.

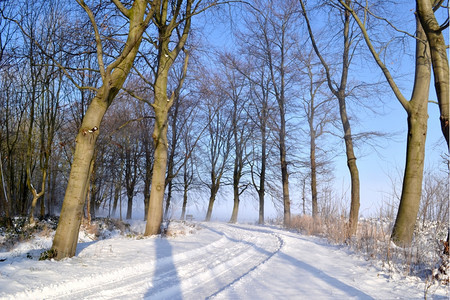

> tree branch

[{"left": 339, "top": 0, "right": 410, "bottom": 111}]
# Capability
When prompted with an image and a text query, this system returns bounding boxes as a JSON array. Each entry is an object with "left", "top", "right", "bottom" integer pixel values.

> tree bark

[{"left": 144, "top": 76, "right": 169, "bottom": 235}]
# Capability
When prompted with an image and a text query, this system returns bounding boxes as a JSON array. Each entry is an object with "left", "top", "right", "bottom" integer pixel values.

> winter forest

[{"left": 0, "top": 0, "right": 449, "bottom": 298}]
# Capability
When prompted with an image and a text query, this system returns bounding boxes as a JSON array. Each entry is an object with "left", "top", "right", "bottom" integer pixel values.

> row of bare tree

[{"left": 0, "top": 0, "right": 447, "bottom": 260}]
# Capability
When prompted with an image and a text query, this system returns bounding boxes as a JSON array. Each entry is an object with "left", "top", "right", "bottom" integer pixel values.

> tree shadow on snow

[
  {"left": 144, "top": 236, "right": 182, "bottom": 299},
  {"left": 75, "top": 240, "right": 100, "bottom": 255}
]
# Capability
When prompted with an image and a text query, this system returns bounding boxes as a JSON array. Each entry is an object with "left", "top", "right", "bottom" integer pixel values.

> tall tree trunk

[
  {"left": 144, "top": 66, "right": 170, "bottom": 235},
  {"left": 144, "top": 0, "right": 191, "bottom": 235},
  {"left": 340, "top": 5, "right": 360, "bottom": 237},
  {"left": 339, "top": 0, "right": 431, "bottom": 247},
  {"left": 280, "top": 121, "right": 291, "bottom": 226},
  {"left": 51, "top": 99, "right": 103, "bottom": 258},
  {"left": 390, "top": 19, "right": 431, "bottom": 246},
  {"left": 144, "top": 107, "right": 169, "bottom": 235},
  {"left": 416, "top": 0, "right": 450, "bottom": 253},
  {"left": 50, "top": 0, "right": 151, "bottom": 259},
  {"left": 258, "top": 104, "right": 267, "bottom": 225},
  {"left": 391, "top": 106, "right": 429, "bottom": 245}
]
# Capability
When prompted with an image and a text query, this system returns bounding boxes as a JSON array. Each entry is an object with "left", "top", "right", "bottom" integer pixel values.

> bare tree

[
  {"left": 164, "top": 51, "right": 190, "bottom": 219},
  {"left": 243, "top": 0, "right": 301, "bottom": 226},
  {"left": 300, "top": 0, "right": 362, "bottom": 236},
  {"left": 143, "top": 0, "right": 208, "bottom": 235},
  {"left": 213, "top": 54, "right": 251, "bottom": 223},
  {"left": 201, "top": 74, "right": 233, "bottom": 222},
  {"left": 49, "top": 0, "right": 155, "bottom": 259},
  {"left": 342, "top": 0, "right": 431, "bottom": 246},
  {"left": 297, "top": 50, "right": 335, "bottom": 219}
]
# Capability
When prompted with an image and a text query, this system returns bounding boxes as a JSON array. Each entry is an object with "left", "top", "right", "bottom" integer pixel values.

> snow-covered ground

[{"left": 0, "top": 221, "right": 448, "bottom": 299}]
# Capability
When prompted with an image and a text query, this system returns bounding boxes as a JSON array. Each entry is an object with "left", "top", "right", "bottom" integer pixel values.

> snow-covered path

[{"left": 0, "top": 222, "right": 447, "bottom": 299}]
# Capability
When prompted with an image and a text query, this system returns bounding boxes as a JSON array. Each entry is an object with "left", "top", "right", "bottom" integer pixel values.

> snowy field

[{"left": 0, "top": 220, "right": 448, "bottom": 299}]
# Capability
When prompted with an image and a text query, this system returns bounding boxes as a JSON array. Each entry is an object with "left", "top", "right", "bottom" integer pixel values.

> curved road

[{"left": 1, "top": 222, "right": 444, "bottom": 299}]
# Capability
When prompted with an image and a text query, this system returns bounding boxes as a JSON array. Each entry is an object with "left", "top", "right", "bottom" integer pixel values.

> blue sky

[{"left": 183, "top": 2, "right": 449, "bottom": 221}]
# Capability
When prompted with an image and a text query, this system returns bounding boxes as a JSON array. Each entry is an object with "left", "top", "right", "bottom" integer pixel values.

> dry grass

[{"left": 289, "top": 214, "right": 449, "bottom": 287}]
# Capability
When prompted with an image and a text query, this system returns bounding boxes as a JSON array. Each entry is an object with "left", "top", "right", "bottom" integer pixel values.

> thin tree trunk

[
  {"left": 338, "top": 93, "right": 360, "bottom": 236},
  {"left": 280, "top": 127, "right": 291, "bottom": 226},
  {"left": 258, "top": 106, "right": 267, "bottom": 225},
  {"left": 126, "top": 193, "right": 133, "bottom": 219},
  {"left": 302, "top": 177, "right": 306, "bottom": 215},
  {"left": 112, "top": 177, "right": 121, "bottom": 217},
  {"left": 229, "top": 185, "right": 240, "bottom": 223},
  {"left": 181, "top": 180, "right": 188, "bottom": 220},
  {"left": 301, "top": 0, "right": 361, "bottom": 236},
  {"left": 205, "top": 191, "right": 217, "bottom": 222},
  {"left": 164, "top": 180, "right": 173, "bottom": 219},
  {"left": 310, "top": 129, "right": 318, "bottom": 218},
  {"left": 143, "top": 142, "right": 152, "bottom": 221}
]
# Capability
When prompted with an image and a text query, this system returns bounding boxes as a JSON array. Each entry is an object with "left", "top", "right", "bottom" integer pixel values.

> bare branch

[
  {"left": 111, "top": 0, "right": 131, "bottom": 18},
  {"left": 339, "top": 0, "right": 410, "bottom": 111},
  {"left": 76, "top": 0, "right": 106, "bottom": 81}
]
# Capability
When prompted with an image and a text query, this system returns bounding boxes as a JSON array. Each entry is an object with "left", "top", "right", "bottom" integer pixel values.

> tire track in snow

[
  {"left": 176, "top": 223, "right": 282, "bottom": 299},
  {"left": 31, "top": 223, "right": 281, "bottom": 300},
  {"left": 205, "top": 225, "right": 284, "bottom": 299},
  {"left": 105, "top": 223, "right": 282, "bottom": 299},
  {"left": 49, "top": 229, "right": 231, "bottom": 300}
]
